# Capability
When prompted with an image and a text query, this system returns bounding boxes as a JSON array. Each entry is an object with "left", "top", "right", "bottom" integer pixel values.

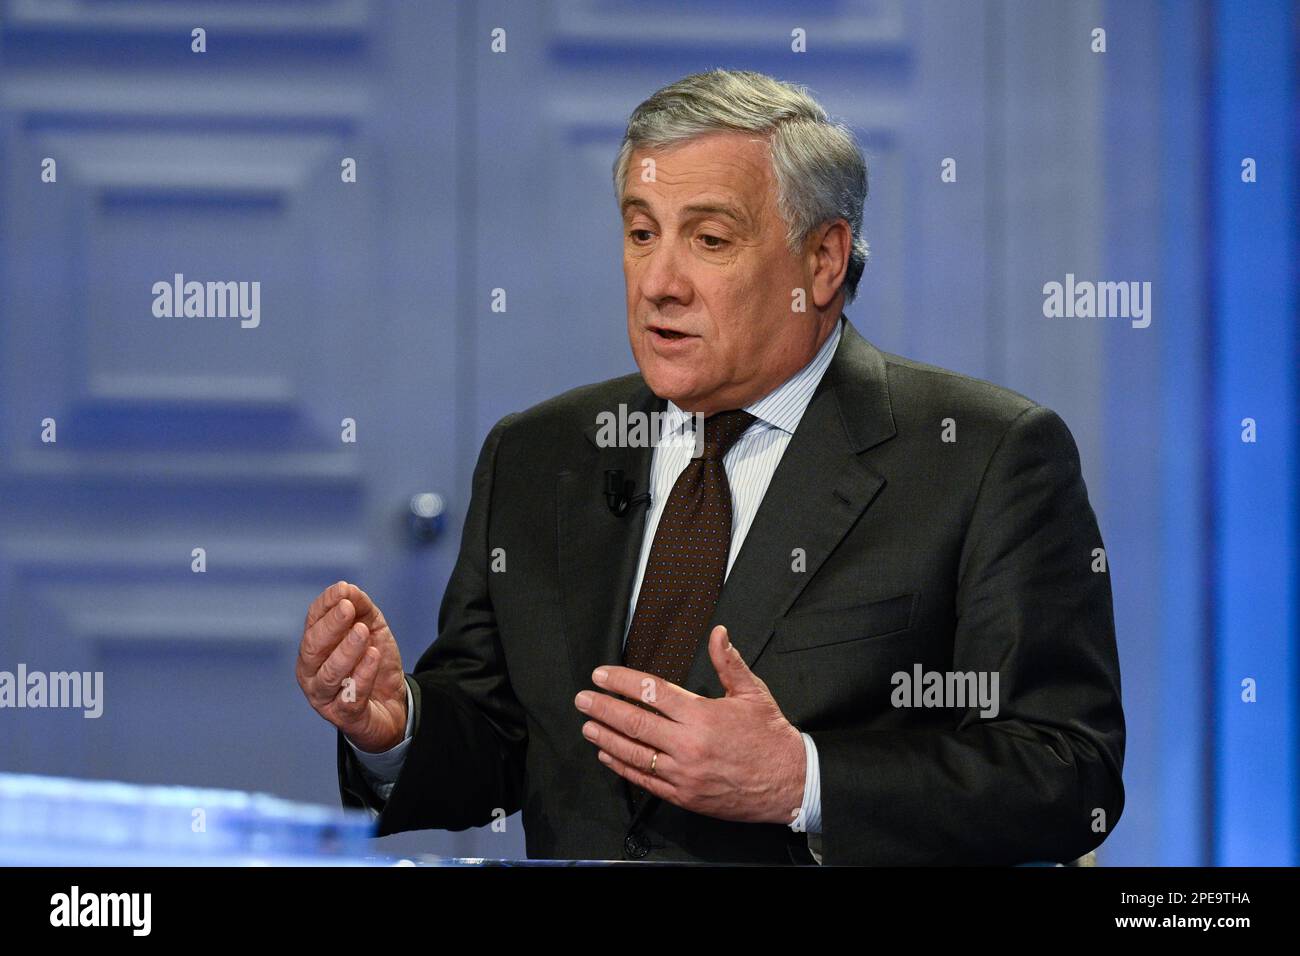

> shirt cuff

[
  {"left": 347, "top": 677, "right": 415, "bottom": 785},
  {"left": 790, "top": 731, "right": 822, "bottom": 834}
]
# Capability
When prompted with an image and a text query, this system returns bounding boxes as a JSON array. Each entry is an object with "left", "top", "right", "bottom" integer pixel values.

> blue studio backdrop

[{"left": 0, "top": 0, "right": 1295, "bottom": 865}]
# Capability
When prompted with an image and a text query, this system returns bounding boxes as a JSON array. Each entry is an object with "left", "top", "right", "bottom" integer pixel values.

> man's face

[{"left": 621, "top": 131, "right": 828, "bottom": 415}]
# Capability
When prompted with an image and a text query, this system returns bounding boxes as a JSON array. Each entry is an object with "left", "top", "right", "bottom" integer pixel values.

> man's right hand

[{"left": 296, "top": 580, "right": 408, "bottom": 754}]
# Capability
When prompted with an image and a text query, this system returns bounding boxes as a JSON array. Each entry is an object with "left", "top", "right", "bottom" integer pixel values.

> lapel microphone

[{"left": 604, "top": 469, "right": 651, "bottom": 517}]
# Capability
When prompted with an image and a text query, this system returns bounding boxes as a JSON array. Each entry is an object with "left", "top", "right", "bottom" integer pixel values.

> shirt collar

[{"left": 662, "top": 316, "right": 843, "bottom": 437}]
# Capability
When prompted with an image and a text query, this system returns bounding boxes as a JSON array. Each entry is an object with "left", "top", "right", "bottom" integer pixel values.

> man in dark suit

[{"left": 295, "top": 69, "right": 1124, "bottom": 865}]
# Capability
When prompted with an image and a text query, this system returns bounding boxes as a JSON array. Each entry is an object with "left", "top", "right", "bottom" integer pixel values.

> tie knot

[{"left": 700, "top": 409, "right": 756, "bottom": 460}]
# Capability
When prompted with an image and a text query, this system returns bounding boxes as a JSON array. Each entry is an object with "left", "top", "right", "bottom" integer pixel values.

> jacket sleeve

[
  {"left": 809, "top": 404, "right": 1126, "bottom": 865},
  {"left": 336, "top": 413, "right": 529, "bottom": 835}
]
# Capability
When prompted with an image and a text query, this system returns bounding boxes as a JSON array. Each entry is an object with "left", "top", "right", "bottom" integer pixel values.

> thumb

[{"left": 708, "top": 625, "right": 763, "bottom": 697}]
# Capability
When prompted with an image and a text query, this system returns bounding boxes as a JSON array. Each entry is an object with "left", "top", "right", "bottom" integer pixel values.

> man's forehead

[
  {"left": 621, "top": 136, "right": 772, "bottom": 225},
  {"left": 628, "top": 133, "right": 771, "bottom": 182}
]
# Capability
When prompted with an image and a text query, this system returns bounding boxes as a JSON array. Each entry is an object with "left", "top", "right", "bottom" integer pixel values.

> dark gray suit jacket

[{"left": 338, "top": 316, "right": 1125, "bottom": 864}]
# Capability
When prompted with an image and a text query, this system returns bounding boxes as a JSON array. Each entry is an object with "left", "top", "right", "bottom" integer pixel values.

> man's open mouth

[{"left": 650, "top": 326, "right": 692, "bottom": 340}]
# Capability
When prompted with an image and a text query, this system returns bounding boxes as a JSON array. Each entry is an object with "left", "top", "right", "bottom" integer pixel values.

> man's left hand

[{"left": 574, "top": 624, "right": 807, "bottom": 826}]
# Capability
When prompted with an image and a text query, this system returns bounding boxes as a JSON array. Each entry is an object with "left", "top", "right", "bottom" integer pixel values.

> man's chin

[{"left": 639, "top": 366, "right": 701, "bottom": 407}]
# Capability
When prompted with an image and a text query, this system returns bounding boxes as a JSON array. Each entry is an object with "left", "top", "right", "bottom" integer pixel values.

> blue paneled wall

[{"left": 0, "top": 0, "right": 1294, "bottom": 864}]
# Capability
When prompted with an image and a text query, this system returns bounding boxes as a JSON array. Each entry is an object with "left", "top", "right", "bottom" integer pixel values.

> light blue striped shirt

[{"left": 353, "top": 318, "right": 843, "bottom": 858}]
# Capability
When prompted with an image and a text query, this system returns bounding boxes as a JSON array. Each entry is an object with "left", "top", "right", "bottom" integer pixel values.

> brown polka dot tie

[{"left": 621, "top": 409, "right": 756, "bottom": 810}]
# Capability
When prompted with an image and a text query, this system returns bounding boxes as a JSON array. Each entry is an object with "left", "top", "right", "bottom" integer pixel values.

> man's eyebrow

[
  {"left": 620, "top": 196, "right": 652, "bottom": 217},
  {"left": 620, "top": 196, "right": 750, "bottom": 227},
  {"left": 681, "top": 201, "right": 747, "bottom": 224}
]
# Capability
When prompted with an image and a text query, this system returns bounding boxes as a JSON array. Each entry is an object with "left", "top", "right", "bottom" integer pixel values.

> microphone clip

[{"left": 604, "top": 469, "right": 649, "bottom": 517}]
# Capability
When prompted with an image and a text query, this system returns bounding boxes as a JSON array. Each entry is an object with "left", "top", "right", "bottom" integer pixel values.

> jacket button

[{"left": 623, "top": 830, "right": 649, "bottom": 860}]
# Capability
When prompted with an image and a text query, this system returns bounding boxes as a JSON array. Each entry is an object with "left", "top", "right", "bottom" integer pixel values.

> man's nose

[{"left": 636, "top": 242, "right": 692, "bottom": 304}]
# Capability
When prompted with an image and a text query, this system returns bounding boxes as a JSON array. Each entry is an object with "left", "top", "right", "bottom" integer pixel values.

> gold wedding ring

[{"left": 649, "top": 750, "right": 658, "bottom": 775}]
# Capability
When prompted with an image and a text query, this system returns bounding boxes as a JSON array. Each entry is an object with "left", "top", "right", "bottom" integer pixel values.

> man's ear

[{"left": 808, "top": 219, "right": 852, "bottom": 310}]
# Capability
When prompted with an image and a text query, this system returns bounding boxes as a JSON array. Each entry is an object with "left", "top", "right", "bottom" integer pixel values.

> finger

[
  {"left": 304, "top": 580, "right": 349, "bottom": 630},
  {"left": 313, "top": 621, "right": 369, "bottom": 702},
  {"left": 581, "top": 719, "right": 678, "bottom": 783},
  {"left": 707, "top": 625, "right": 764, "bottom": 696},
  {"left": 590, "top": 665, "right": 698, "bottom": 721},
  {"left": 300, "top": 598, "right": 356, "bottom": 671},
  {"left": 335, "top": 645, "right": 380, "bottom": 722},
  {"left": 597, "top": 749, "right": 679, "bottom": 805},
  {"left": 575, "top": 689, "right": 680, "bottom": 753},
  {"left": 340, "top": 583, "right": 384, "bottom": 627}
]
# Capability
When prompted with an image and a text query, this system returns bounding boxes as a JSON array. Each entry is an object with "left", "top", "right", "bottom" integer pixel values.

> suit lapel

[
  {"left": 557, "top": 381, "right": 664, "bottom": 700},
  {"left": 682, "top": 318, "right": 897, "bottom": 698}
]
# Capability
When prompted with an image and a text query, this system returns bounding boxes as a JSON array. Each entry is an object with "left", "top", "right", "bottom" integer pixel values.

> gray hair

[{"left": 613, "top": 69, "right": 869, "bottom": 302}]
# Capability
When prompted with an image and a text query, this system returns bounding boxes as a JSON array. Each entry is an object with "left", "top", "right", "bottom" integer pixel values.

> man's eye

[
  {"left": 628, "top": 229, "right": 653, "bottom": 243},
  {"left": 699, "top": 234, "right": 728, "bottom": 249}
]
